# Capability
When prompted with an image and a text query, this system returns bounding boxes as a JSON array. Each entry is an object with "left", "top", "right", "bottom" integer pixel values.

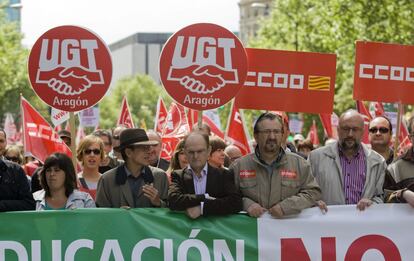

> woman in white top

[
  {"left": 33, "top": 153, "right": 95, "bottom": 210},
  {"left": 76, "top": 135, "right": 105, "bottom": 200}
]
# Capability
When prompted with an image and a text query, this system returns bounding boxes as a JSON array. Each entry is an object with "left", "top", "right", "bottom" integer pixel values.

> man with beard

[
  {"left": 230, "top": 112, "right": 321, "bottom": 218},
  {"left": 308, "top": 110, "right": 386, "bottom": 211}
]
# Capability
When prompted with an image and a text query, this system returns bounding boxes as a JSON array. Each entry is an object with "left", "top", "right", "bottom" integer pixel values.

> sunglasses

[
  {"left": 84, "top": 149, "right": 101, "bottom": 155},
  {"left": 369, "top": 127, "right": 389, "bottom": 134},
  {"left": 6, "top": 156, "right": 20, "bottom": 163}
]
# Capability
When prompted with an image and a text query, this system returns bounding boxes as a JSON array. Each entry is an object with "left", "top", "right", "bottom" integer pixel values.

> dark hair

[
  {"left": 168, "top": 139, "right": 186, "bottom": 172},
  {"left": 297, "top": 139, "right": 314, "bottom": 152},
  {"left": 183, "top": 130, "right": 210, "bottom": 148},
  {"left": 209, "top": 136, "right": 226, "bottom": 155},
  {"left": 370, "top": 116, "right": 393, "bottom": 134},
  {"left": 93, "top": 129, "right": 112, "bottom": 145},
  {"left": 40, "top": 153, "right": 78, "bottom": 197},
  {"left": 0, "top": 128, "right": 6, "bottom": 139},
  {"left": 408, "top": 115, "right": 414, "bottom": 134},
  {"left": 253, "top": 112, "right": 284, "bottom": 134}
]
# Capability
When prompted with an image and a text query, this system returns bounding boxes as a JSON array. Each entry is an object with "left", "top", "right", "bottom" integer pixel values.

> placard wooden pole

[
  {"left": 197, "top": 110, "right": 203, "bottom": 129},
  {"left": 69, "top": 112, "right": 77, "bottom": 169},
  {"left": 393, "top": 103, "right": 402, "bottom": 160}
]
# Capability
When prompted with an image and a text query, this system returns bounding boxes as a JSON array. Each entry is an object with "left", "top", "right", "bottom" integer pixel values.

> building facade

[{"left": 239, "top": 0, "right": 272, "bottom": 45}]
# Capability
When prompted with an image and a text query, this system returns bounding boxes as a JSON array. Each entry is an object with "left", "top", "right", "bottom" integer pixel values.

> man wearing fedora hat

[{"left": 96, "top": 128, "right": 169, "bottom": 208}]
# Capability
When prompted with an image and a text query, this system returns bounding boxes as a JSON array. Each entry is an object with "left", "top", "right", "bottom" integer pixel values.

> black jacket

[
  {"left": 168, "top": 164, "right": 242, "bottom": 216},
  {"left": 0, "top": 159, "right": 35, "bottom": 211}
]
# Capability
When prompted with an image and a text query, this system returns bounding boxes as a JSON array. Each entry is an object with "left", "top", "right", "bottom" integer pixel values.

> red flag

[
  {"left": 186, "top": 109, "right": 225, "bottom": 139},
  {"left": 369, "top": 102, "right": 385, "bottom": 117},
  {"left": 225, "top": 101, "right": 251, "bottom": 155},
  {"left": 186, "top": 108, "right": 198, "bottom": 131},
  {"left": 154, "top": 97, "right": 168, "bottom": 134},
  {"left": 160, "top": 102, "right": 190, "bottom": 160},
  {"left": 307, "top": 120, "right": 320, "bottom": 146},
  {"left": 319, "top": 113, "right": 339, "bottom": 139},
  {"left": 117, "top": 96, "right": 135, "bottom": 128},
  {"left": 356, "top": 100, "right": 372, "bottom": 144},
  {"left": 21, "top": 97, "right": 72, "bottom": 163}
]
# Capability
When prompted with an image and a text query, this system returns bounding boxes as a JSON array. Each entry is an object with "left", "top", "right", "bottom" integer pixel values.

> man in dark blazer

[{"left": 168, "top": 131, "right": 242, "bottom": 219}]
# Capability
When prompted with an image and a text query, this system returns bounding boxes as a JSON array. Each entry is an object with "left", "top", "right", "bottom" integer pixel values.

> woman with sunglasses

[
  {"left": 76, "top": 135, "right": 105, "bottom": 200},
  {"left": 33, "top": 153, "right": 95, "bottom": 210},
  {"left": 167, "top": 140, "right": 188, "bottom": 182},
  {"left": 4, "top": 145, "right": 24, "bottom": 165}
]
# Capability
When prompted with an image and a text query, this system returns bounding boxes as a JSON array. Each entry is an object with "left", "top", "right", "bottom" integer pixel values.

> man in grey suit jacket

[
  {"left": 96, "top": 128, "right": 169, "bottom": 208},
  {"left": 308, "top": 110, "right": 386, "bottom": 211}
]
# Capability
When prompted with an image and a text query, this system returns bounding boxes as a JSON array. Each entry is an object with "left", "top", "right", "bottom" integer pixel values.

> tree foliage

[
  {"left": 249, "top": 0, "right": 414, "bottom": 138},
  {"left": 0, "top": 9, "right": 48, "bottom": 126},
  {"left": 99, "top": 74, "right": 171, "bottom": 130}
]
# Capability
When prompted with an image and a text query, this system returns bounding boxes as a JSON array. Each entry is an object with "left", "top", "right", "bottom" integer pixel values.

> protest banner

[
  {"left": 0, "top": 205, "right": 412, "bottom": 260},
  {"left": 235, "top": 48, "right": 336, "bottom": 114}
]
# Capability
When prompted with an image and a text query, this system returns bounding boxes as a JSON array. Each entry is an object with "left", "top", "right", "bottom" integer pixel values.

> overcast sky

[{"left": 21, "top": 0, "right": 240, "bottom": 47}]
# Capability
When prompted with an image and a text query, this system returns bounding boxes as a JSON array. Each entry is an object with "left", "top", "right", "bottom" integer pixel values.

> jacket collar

[{"left": 115, "top": 164, "right": 154, "bottom": 185}]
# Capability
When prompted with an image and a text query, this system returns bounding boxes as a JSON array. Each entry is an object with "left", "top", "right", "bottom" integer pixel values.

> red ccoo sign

[
  {"left": 28, "top": 25, "right": 112, "bottom": 112},
  {"left": 354, "top": 41, "right": 414, "bottom": 104},
  {"left": 159, "top": 23, "right": 248, "bottom": 111}
]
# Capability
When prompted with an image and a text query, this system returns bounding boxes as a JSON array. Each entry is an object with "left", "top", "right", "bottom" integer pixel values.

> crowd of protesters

[{"left": 1, "top": 110, "right": 414, "bottom": 219}]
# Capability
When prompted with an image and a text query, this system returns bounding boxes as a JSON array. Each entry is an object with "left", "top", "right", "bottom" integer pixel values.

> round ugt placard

[
  {"left": 159, "top": 23, "right": 247, "bottom": 111},
  {"left": 28, "top": 25, "right": 112, "bottom": 112}
]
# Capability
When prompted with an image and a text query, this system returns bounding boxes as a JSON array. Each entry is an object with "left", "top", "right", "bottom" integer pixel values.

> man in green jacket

[{"left": 230, "top": 112, "right": 321, "bottom": 218}]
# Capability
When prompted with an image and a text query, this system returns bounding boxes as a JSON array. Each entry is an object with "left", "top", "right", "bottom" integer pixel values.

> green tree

[
  {"left": 249, "top": 0, "right": 414, "bottom": 139},
  {"left": 0, "top": 9, "right": 46, "bottom": 125},
  {"left": 99, "top": 74, "right": 170, "bottom": 129}
]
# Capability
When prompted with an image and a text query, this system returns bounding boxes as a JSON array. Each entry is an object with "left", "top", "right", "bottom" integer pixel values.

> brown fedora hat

[{"left": 118, "top": 128, "right": 158, "bottom": 150}]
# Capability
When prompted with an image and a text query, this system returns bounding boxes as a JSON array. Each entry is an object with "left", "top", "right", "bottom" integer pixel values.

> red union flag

[
  {"left": 319, "top": 113, "right": 339, "bottom": 139},
  {"left": 28, "top": 25, "right": 112, "bottom": 112},
  {"left": 354, "top": 41, "right": 414, "bottom": 104},
  {"left": 235, "top": 48, "right": 336, "bottom": 114},
  {"left": 307, "top": 120, "right": 320, "bottom": 146},
  {"left": 160, "top": 102, "right": 190, "bottom": 160},
  {"left": 159, "top": 23, "right": 248, "bottom": 110},
  {"left": 21, "top": 97, "right": 72, "bottom": 163},
  {"left": 186, "top": 108, "right": 225, "bottom": 139},
  {"left": 225, "top": 100, "right": 251, "bottom": 155},
  {"left": 117, "top": 96, "right": 135, "bottom": 128},
  {"left": 356, "top": 100, "right": 372, "bottom": 144},
  {"left": 154, "top": 97, "right": 168, "bottom": 134}
]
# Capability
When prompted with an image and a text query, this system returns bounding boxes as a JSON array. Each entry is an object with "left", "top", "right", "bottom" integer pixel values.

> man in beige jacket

[
  {"left": 308, "top": 110, "right": 386, "bottom": 211},
  {"left": 230, "top": 112, "right": 321, "bottom": 218}
]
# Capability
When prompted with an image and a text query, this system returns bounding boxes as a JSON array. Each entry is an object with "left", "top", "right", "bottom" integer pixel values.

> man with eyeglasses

[
  {"left": 230, "top": 112, "right": 321, "bottom": 218},
  {"left": 308, "top": 110, "right": 386, "bottom": 212},
  {"left": 368, "top": 116, "right": 394, "bottom": 165},
  {"left": 384, "top": 116, "right": 414, "bottom": 204},
  {"left": 147, "top": 130, "right": 170, "bottom": 171},
  {"left": 96, "top": 128, "right": 169, "bottom": 208},
  {"left": 168, "top": 131, "right": 242, "bottom": 219}
]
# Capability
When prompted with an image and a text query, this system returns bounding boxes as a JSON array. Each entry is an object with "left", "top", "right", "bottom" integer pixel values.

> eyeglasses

[
  {"left": 256, "top": 129, "right": 283, "bottom": 135},
  {"left": 84, "top": 149, "right": 101, "bottom": 155},
  {"left": 6, "top": 156, "right": 20, "bottom": 163},
  {"left": 369, "top": 127, "right": 389, "bottom": 134},
  {"left": 185, "top": 148, "right": 208, "bottom": 156},
  {"left": 340, "top": 126, "right": 362, "bottom": 133}
]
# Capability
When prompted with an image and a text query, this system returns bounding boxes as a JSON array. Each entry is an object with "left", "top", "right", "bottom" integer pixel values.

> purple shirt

[
  {"left": 187, "top": 163, "right": 208, "bottom": 195},
  {"left": 339, "top": 145, "right": 366, "bottom": 204}
]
